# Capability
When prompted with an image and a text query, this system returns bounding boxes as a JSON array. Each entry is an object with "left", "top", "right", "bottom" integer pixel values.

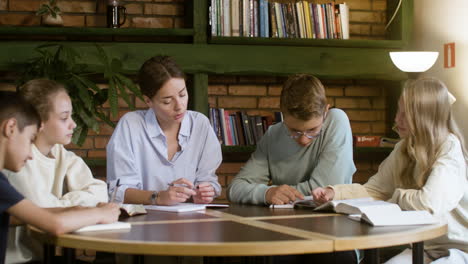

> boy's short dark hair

[
  {"left": 280, "top": 74, "right": 327, "bottom": 120},
  {"left": 0, "top": 91, "right": 41, "bottom": 131},
  {"left": 138, "top": 55, "right": 185, "bottom": 99}
]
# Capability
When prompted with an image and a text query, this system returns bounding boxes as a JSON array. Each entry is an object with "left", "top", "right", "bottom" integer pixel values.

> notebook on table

[
  {"left": 74, "top": 221, "right": 131, "bottom": 233},
  {"left": 144, "top": 203, "right": 229, "bottom": 213}
]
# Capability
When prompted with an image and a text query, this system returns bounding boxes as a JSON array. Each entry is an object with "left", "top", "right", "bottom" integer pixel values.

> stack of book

[
  {"left": 209, "top": 0, "right": 349, "bottom": 39},
  {"left": 209, "top": 108, "right": 283, "bottom": 146}
]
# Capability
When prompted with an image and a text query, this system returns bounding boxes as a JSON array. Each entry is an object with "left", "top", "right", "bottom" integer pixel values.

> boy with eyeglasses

[{"left": 228, "top": 74, "right": 356, "bottom": 205}]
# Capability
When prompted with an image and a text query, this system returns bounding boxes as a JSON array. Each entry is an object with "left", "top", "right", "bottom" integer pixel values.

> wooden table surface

[{"left": 30, "top": 204, "right": 447, "bottom": 258}]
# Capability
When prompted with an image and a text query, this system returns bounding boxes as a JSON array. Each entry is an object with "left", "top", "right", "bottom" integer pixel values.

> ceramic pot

[{"left": 42, "top": 14, "right": 63, "bottom": 27}]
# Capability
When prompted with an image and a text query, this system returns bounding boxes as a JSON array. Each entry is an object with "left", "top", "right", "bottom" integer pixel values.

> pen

[
  {"left": 167, "top": 183, "right": 198, "bottom": 190},
  {"left": 110, "top": 179, "right": 120, "bottom": 203}
]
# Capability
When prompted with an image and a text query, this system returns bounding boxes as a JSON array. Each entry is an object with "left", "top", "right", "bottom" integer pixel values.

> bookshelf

[{"left": 0, "top": 0, "right": 412, "bottom": 161}]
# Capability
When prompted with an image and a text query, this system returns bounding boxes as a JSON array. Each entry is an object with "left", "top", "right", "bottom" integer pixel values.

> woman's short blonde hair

[{"left": 280, "top": 74, "right": 327, "bottom": 120}]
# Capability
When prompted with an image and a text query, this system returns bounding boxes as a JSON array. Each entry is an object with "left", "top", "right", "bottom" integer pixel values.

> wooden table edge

[
  {"left": 29, "top": 227, "right": 334, "bottom": 256},
  {"left": 334, "top": 223, "right": 448, "bottom": 251}
]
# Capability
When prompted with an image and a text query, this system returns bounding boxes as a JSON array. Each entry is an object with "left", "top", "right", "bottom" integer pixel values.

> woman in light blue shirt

[{"left": 106, "top": 56, "right": 222, "bottom": 205}]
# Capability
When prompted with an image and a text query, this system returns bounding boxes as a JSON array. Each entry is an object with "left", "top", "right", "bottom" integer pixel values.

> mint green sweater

[{"left": 227, "top": 109, "right": 356, "bottom": 204}]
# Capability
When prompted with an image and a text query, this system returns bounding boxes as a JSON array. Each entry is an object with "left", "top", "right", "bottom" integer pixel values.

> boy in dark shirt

[{"left": 0, "top": 91, "right": 121, "bottom": 264}]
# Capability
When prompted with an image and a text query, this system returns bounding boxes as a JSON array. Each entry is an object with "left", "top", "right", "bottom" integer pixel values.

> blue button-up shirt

[{"left": 106, "top": 109, "right": 222, "bottom": 202}]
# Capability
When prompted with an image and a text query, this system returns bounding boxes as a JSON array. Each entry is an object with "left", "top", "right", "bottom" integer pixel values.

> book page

[
  {"left": 335, "top": 200, "right": 401, "bottom": 215},
  {"left": 361, "top": 210, "right": 438, "bottom": 226},
  {"left": 313, "top": 197, "right": 374, "bottom": 212},
  {"left": 120, "top": 204, "right": 147, "bottom": 216}
]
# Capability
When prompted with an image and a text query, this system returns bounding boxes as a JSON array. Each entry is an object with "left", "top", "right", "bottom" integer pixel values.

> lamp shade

[{"left": 389, "top": 51, "right": 439, "bottom": 72}]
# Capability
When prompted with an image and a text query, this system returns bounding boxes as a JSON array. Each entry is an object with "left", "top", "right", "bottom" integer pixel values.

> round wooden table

[{"left": 30, "top": 204, "right": 447, "bottom": 264}]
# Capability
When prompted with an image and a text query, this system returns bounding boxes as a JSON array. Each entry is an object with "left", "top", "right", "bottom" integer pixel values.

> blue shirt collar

[{"left": 144, "top": 108, "right": 191, "bottom": 139}]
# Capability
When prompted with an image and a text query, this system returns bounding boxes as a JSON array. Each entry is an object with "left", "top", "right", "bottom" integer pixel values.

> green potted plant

[
  {"left": 15, "top": 43, "right": 143, "bottom": 145},
  {"left": 36, "top": 0, "right": 63, "bottom": 26}
]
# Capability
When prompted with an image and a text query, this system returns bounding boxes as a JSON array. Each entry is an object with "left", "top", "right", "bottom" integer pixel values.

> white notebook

[
  {"left": 144, "top": 203, "right": 229, "bottom": 213},
  {"left": 74, "top": 221, "right": 131, "bottom": 233}
]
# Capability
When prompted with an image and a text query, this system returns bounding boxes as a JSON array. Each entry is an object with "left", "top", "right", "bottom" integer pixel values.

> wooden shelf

[
  {"left": 0, "top": 26, "right": 195, "bottom": 37},
  {"left": 0, "top": 41, "right": 408, "bottom": 81},
  {"left": 210, "top": 37, "right": 407, "bottom": 49},
  {"left": 220, "top": 145, "right": 393, "bottom": 163}
]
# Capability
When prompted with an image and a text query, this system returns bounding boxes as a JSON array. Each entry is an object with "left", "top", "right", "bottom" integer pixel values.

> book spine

[
  {"left": 235, "top": 111, "right": 246, "bottom": 145},
  {"left": 243, "top": 0, "right": 250, "bottom": 37},
  {"left": 249, "top": 115, "right": 258, "bottom": 144},
  {"left": 218, "top": 108, "right": 226, "bottom": 145},
  {"left": 269, "top": 2, "right": 278, "bottom": 38},
  {"left": 253, "top": 0, "right": 258, "bottom": 37},
  {"left": 275, "top": 3, "right": 283, "bottom": 38},
  {"left": 217, "top": 0, "right": 222, "bottom": 36},
  {"left": 249, "top": 0, "right": 254, "bottom": 37},
  {"left": 303, "top": 1, "right": 311, "bottom": 39},
  {"left": 223, "top": 110, "right": 233, "bottom": 145},
  {"left": 223, "top": 0, "right": 231, "bottom": 36},
  {"left": 231, "top": 0, "right": 240, "bottom": 36},
  {"left": 259, "top": 0, "right": 265, "bottom": 37},
  {"left": 229, "top": 115, "right": 238, "bottom": 145},
  {"left": 241, "top": 111, "right": 254, "bottom": 145},
  {"left": 340, "top": 3, "right": 349, "bottom": 39},
  {"left": 239, "top": 0, "right": 243, "bottom": 36},
  {"left": 309, "top": 3, "right": 316, "bottom": 39}
]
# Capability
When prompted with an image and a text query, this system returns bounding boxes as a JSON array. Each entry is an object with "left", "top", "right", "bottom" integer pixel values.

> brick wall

[
  {"left": 208, "top": 76, "right": 388, "bottom": 200},
  {"left": 0, "top": 0, "right": 186, "bottom": 28},
  {"left": 0, "top": 0, "right": 391, "bottom": 201}
]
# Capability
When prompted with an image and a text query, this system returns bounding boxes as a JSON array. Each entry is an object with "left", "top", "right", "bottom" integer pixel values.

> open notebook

[{"left": 270, "top": 196, "right": 438, "bottom": 226}]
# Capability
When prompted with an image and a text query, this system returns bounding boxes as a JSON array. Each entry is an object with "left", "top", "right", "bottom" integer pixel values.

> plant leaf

[
  {"left": 115, "top": 73, "right": 143, "bottom": 101},
  {"left": 94, "top": 44, "right": 109, "bottom": 68},
  {"left": 71, "top": 77, "right": 94, "bottom": 112},
  {"left": 95, "top": 111, "right": 115, "bottom": 128},
  {"left": 108, "top": 78, "right": 119, "bottom": 117},
  {"left": 114, "top": 77, "right": 134, "bottom": 109},
  {"left": 79, "top": 108, "right": 100, "bottom": 132}
]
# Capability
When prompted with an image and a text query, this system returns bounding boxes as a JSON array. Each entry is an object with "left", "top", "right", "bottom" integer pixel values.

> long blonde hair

[{"left": 398, "top": 78, "right": 466, "bottom": 188}]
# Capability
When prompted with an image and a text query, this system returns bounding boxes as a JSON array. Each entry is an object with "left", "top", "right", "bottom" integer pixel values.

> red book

[{"left": 353, "top": 136, "right": 381, "bottom": 147}]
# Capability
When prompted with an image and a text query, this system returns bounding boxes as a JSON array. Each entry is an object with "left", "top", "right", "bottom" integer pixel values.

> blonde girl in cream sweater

[{"left": 313, "top": 78, "right": 468, "bottom": 264}]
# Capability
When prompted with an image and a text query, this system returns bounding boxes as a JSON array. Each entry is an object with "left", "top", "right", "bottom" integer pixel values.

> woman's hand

[
  {"left": 193, "top": 182, "right": 215, "bottom": 204},
  {"left": 158, "top": 178, "right": 197, "bottom": 205},
  {"left": 311, "top": 187, "right": 335, "bottom": 205}
]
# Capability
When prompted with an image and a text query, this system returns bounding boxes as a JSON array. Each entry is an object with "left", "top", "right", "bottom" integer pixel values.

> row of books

[
  {"left": 209, "top": 108, "right": 283, "bottom": 146},
  {"left": 209, "top": 0, "right": 349, "bottom": 39}
]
